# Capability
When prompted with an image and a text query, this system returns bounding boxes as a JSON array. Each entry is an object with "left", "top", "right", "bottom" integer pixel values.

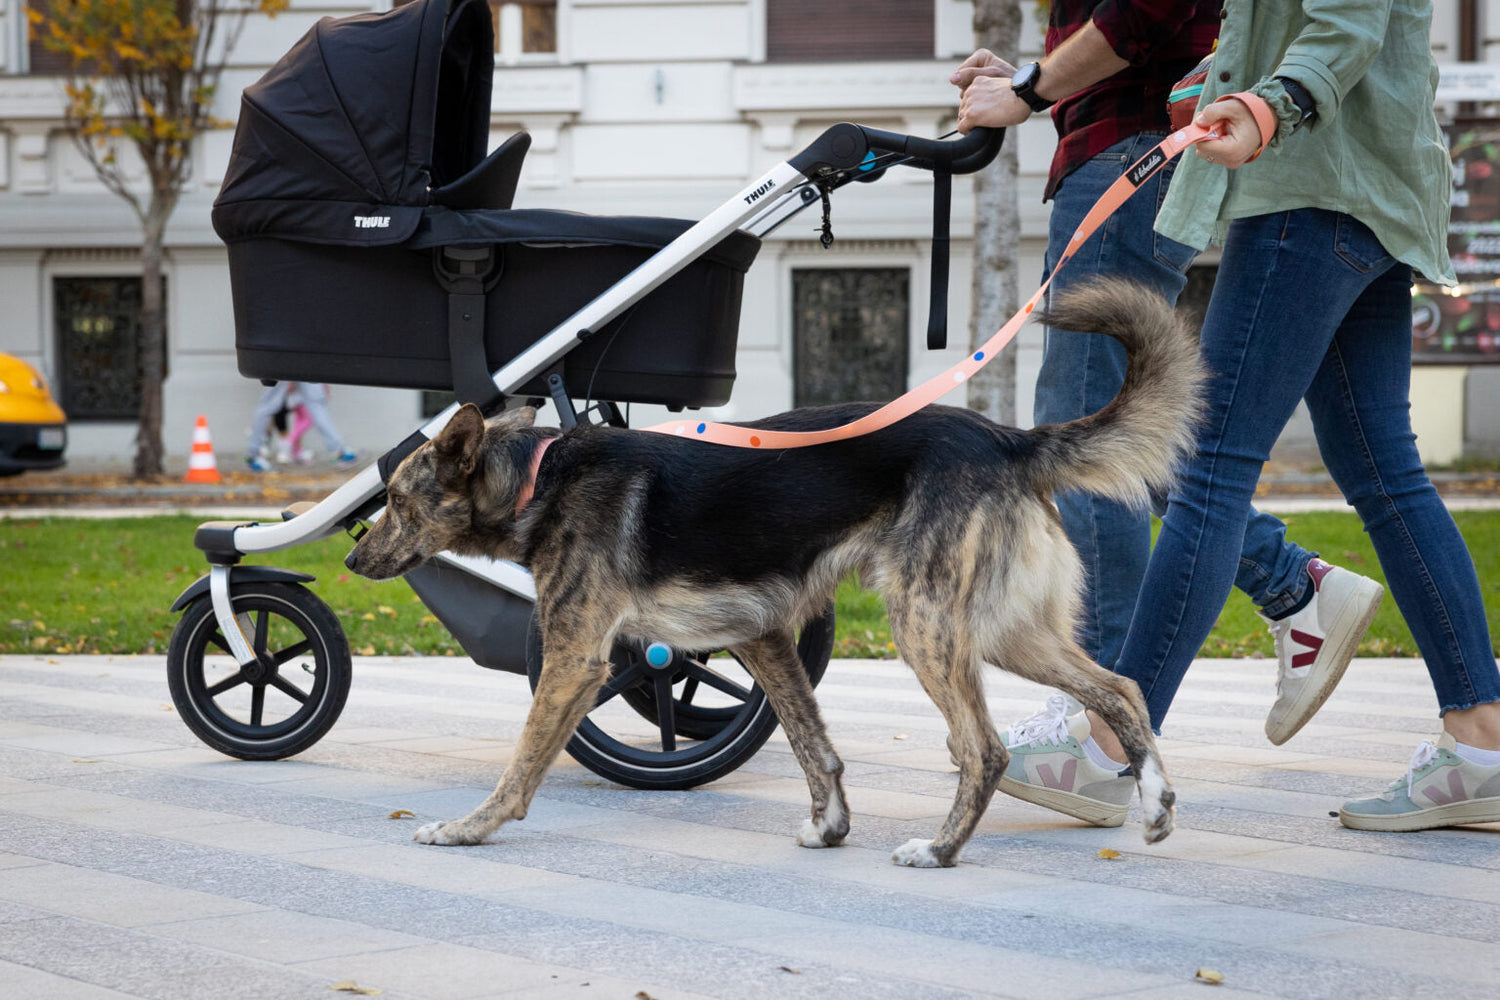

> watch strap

[{"left": 1012, "top": 62, "right": 1055, "bottom": 113}]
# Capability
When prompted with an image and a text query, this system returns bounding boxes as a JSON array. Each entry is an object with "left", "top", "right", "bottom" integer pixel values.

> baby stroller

[{"left": 166, "top": 0, "right": 1001, "bottom": 789}]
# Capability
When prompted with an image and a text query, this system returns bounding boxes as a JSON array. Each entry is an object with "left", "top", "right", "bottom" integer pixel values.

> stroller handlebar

[
  {"left": 787, "top": 122, "right": 1005, "bottom": 180},
  {"left": 859, "top": 125, "right": 1005, "bottom": 174}
]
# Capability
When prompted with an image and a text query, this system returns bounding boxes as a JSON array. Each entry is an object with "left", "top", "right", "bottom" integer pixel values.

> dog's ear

[
  {"left": 433, "top": 403, "right": 487, "bottom": 479},
  {"left": 490, "top": 405, "right": 538, "bottom": 431}
]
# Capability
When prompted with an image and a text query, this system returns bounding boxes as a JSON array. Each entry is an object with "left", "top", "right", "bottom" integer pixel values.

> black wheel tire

[
  {"left": 526, "top": 604, "right": 836, "bottom": 790},
  {"left": 167, "top": 582, "right": 352, "bottom": 760}
]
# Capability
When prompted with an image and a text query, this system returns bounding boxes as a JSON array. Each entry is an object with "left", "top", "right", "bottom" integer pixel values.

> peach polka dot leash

[{"left": 642, "top": 112, "right": 1258, "bottom": 450}]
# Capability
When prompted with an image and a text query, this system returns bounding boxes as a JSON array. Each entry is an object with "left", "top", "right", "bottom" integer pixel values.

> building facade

[{"left": 0, "top": 1, "right": 1494, "bottom": 467}]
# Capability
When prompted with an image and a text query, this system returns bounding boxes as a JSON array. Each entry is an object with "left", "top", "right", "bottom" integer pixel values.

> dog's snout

[{"left": 344, "top": 547, "right": 361, "bottom": 572}]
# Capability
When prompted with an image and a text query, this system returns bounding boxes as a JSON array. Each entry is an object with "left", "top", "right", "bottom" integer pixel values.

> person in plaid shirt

[{"left": 949, "top": 1, "right": 1382, "bottom": 824}]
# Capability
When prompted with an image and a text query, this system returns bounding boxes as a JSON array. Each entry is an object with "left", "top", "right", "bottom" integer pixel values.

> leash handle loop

[
  {"left": 1214, "top": 92, "right": 1275, "bottom": 162},
  {"left": 644, "top": 124, "right": 1214, "bottom": 449}
]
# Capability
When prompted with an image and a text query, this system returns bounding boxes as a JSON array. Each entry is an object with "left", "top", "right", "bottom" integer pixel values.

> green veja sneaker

[
  {"left": 1340, "top": 734, "right": 1500, "bottom": 832},
  {"left": 997, "top": 695, "right": 1135, "bottom": 827}
]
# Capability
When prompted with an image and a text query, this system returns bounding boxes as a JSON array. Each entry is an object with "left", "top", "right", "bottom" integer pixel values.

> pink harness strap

[{"left": 641, "top": 122, "right": 1226, "bottom": 450}]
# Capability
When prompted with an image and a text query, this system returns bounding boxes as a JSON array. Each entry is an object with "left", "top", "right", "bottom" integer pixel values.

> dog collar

[{"left": 514, "top": 437, "right": 555, "bottom": 516}]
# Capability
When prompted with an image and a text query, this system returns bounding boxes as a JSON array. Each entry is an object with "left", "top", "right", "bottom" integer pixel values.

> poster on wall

[{"left": 1415, "top": 123, "right": 1500, "bottom": 363}]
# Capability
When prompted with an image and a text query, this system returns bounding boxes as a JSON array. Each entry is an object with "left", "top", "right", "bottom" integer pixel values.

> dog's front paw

[
  {"left": 797, "top": 818, "right": 831, "bottom": 848},
  {"left": 414, "top": 819, "right": 486, "bottom": 846},
  {"left": 891, "top": 838, "right": 952, "bottom": 868}
]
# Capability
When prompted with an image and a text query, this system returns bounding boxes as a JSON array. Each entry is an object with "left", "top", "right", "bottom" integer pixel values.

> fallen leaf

[
  {"left": 581, "top": 780, "right": 602, "bottom": 786},
  {"left": 893, "top": 733, "right": 908, "bottom": 740},
  {"left": 779, "top": 965, "right": 802, "bottom": 974},
  {"left": 388, "top": 810, "right": 415, "bottom": 820},
  {"left": 1195, "top": 968, "right": 1225, "bottom": 985},
  {"left": 72, "top": 758, "right": 101, "bottom": 764},
  {"left": 329, "top": 981, "right": 382, "bottom": 995},
  {"left": 635, "top": 992, "right": 657, "bottom": 1000},
  {"left": 1097, "top": 848, "right": 1121, "bottom": 860}
]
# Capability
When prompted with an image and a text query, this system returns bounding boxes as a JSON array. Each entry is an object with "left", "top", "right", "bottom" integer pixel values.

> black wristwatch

[
  {"left": 1011, "top": 62, "right": 1055, "bottom": 114},
  {"left": 1277, "top": 76, "right": 1317, "bottom": 130}
]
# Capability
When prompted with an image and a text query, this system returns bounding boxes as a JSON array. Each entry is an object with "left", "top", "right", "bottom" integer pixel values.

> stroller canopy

[{"left": 213, "top": 0, "right": 494, "bottom": 247}]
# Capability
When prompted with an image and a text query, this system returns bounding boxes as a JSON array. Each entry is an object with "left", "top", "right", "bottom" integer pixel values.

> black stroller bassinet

[
  {"left": 211, "top": 0, "right": 756, "bottom": 409},
  {"left": 172, "top": 0, "right": 1001, "bottom": 788}
]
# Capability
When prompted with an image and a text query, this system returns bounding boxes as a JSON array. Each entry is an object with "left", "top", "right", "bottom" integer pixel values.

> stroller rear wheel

[
  {"left": 525, "top": 604, "right": 835, "bottom": 790},
  {"left": 167, "top": 582, "right": 352, "bottom": 760}
]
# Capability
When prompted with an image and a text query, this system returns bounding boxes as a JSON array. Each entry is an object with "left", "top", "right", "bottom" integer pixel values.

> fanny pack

[{"left": 1168, "top": 53, "right": 1214, "bottom": 131}]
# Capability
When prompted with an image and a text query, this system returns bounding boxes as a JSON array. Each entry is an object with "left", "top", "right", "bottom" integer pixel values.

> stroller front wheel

[{"left": 167, "top": 581, "right": 352, "bottom": 760}]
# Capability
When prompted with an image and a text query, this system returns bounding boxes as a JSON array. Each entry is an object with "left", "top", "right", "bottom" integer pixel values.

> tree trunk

[
  {"left": 133, "top": 198, "right": 171, "bottom": 480},
  {"left": 965, "top": 0, "right": 1023, "bottom": 425}
]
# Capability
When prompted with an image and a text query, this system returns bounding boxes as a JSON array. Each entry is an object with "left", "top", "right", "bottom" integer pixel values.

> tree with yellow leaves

[{"left": 29, "top": 0, "right": 287, "bottom": 478}]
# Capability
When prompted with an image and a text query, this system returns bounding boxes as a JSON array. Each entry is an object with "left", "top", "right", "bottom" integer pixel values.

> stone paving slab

[{"left": 0, "top": 653, "right": 1496, "bottom": 999}]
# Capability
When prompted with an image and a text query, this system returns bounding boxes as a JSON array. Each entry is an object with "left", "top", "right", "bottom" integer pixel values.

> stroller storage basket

[{"left": 228, "top": 212, "right": 759, "bottom": 407}]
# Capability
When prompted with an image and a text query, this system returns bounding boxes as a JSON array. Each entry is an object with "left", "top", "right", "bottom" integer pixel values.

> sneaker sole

[
  {"left": 996, "top": 774, "right": 1129, "bottom": 827},
  {"left": 1265, "top": 577, "right": 1384, "bottom": 746},
  {"left": 1339, "top": 795, "right": 1500, "bottom": 832}
]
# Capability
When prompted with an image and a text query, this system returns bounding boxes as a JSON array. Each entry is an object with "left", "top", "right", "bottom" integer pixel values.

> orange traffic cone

[{"left": 184, "top": 414, "right": 222, "bottom": 484}]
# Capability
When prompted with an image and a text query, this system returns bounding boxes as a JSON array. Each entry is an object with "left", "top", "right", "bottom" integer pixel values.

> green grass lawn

[{"left": 3, "top": 510, "right": 1498, "bottom": 659}]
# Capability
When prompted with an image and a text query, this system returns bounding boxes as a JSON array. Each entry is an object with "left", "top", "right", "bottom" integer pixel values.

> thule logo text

[
  {"left": 742, "top": 179, "right": 776, "bottom": 205},
  {"left": 354, "top": 215, "right": 391, "bottom": 229}
]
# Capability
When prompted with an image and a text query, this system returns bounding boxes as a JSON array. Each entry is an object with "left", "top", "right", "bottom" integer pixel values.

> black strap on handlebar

[{"left": 927, "top": 169, "right": 951, "bottom": 351}]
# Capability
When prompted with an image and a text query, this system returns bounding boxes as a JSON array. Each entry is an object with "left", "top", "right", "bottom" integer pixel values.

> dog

[{"left": 345, "top": 277, "right": 1206, "bottom": 866}]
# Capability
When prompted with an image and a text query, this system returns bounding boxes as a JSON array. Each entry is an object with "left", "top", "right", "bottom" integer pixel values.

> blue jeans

[
  {"left": 1036, "top": 133, "right": 1313, "bottom": 669},
  {"left": 1117, "top": 208, "right": 1500, "bottom": 727}
]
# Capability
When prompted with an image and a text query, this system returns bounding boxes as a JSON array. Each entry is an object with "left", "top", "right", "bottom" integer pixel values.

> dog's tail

[{"left": 1021, "top": 277, "right": 1206, "bottom": 507}]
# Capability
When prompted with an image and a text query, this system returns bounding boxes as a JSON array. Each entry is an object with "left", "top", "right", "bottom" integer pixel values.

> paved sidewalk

[{"left": 1, "top": 655, "right": 1497, "bottom": 999}]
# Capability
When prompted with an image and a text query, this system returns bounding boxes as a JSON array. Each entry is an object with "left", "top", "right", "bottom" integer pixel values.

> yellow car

[{"left": 0, "top": 352, "right": 67, "bottom": 476}]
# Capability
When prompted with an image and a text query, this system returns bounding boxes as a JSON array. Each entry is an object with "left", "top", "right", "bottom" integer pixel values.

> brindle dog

[{"left": 346, "top": 278, "right": 1205, "bottom": 866}]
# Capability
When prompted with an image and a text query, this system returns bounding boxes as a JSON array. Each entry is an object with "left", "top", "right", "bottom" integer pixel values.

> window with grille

[
  {"left": 792, "top": 268, "right": 909, "bottom": 408},
  {"left": 767, "top": 0, "right": 934, "bottom": 62},
  {"left": 53, "top": 276, "right": 163, "bottom": 421}
]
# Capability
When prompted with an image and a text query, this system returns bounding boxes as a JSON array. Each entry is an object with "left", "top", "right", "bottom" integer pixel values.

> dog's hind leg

[
  {"left": 1006, "top": 633, "right": 1176, "bottom": 845},
  {"left": 414, "top": 607, "right": 618, "bottom": 847},
  {"left": 887, "top": 609, "right": 1007, "bottom": 868},
  {"left": 730, "top": 631, "right": 850, "bottom": 849}
]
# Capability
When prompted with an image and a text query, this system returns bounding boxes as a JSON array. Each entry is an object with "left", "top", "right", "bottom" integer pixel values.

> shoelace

[
  {"left": 1397, "top": 739, "right": 1440, "bottom": 799},
  {"left": 1006, "top": 693, "right": 1070, "bottom": 747},
  {"left": 1265, "top": 618, "right": 1291, "bottom": 697}
]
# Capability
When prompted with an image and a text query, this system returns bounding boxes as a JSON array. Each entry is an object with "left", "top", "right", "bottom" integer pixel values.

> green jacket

[{"left": 1155, "top": 0, "right": 1455, "bottom": 284}]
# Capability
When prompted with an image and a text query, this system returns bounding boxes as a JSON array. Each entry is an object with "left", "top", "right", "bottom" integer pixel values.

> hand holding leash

[{"left": 1194, "top": 93, "right": 1275, "bottom": 167}]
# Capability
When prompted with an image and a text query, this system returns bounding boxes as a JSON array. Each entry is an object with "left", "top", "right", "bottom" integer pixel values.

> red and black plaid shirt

[{"left": 1044, "top": 0, "right": 1221, "bottom": 200}]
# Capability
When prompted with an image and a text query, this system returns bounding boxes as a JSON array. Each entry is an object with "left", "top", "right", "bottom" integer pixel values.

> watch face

[{"left": 1013, "top": 62, "right": 1039, "bottom": 91}]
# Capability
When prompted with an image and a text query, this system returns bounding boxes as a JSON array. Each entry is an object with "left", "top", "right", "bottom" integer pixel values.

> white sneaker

[
  {"left": 1260, "top": 558, "right": 1383, "bottom": 745},
  {"left": 997, "top": 695, "right": 1135, "bottom": 827}
]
